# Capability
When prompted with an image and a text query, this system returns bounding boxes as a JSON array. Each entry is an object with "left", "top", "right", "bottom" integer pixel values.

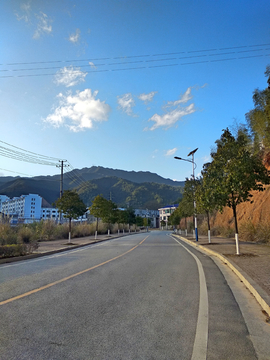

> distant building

[
  {"left": 0, "top": 195, "right": 10, "bottom": 212},
  {"left": 134, "top": 209, "right": 159, "bottom": 228},
  {"left": 1, "top": 194, "right": 42, "bottom": 224},
  {"left": 158, "top": 204, "right": 178, "bottom": 228},
  {"left": 0, "top": 193, "right": 87, "bottom": 224}
]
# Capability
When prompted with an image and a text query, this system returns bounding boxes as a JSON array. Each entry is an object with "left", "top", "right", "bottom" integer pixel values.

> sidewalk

[{"left": 173, "top": 232, "right": 270, "bottom": 318}]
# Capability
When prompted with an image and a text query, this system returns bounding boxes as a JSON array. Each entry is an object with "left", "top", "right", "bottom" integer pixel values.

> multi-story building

[
  {"left": 158, "top": 204, "right": 178, "bottom": 228},
  {"left": 1, "top": 194, "right": 42, "bottom": 224},
  {"left": 0, "top": 195, "right": 10, "bottom": 212}
]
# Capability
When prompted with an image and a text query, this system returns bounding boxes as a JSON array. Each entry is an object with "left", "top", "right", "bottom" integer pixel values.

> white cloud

[
  {"left": 138, "top": 91, "right": 157, "bottom": 104},
  {"left": 148, "top": 103, "right": 195, "bottom": 131},
  {"left": 54, "top": 66, "right": 87, "bottom": 87},
  {"left": 44, "top": 89, "right": 111, "bottom": 132},
  {"left": 69, "top": 28, "right": 81, "bottom": 43},
  {"left": 15, "top": 2, "right": 31, "bottom": 22},
  {"left": 33, "top": 12, "right": 52, "bottom": 39},
  {"left": 16, "top": 4, "right": 52, "bottom": 39},
  {"left": 89, "top": 62, "right": 97, "bottom": 69},
  {"left": 163, "top": 87, "right": 192, "bottom": 108},
  {"left": 165, "top": 148, "right": 177, "bottom": 156},
  {"left": 117, "top": 93, "right": 136, "bottom": 116},
  {"left": 146, "top": 86, "right": 197, "bottom": 130}
]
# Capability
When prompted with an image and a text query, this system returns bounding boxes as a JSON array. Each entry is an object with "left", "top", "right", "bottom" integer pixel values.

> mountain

[
  {"left": 31, "top": 166, "right": 184, "bottom": 187},
  {"left": 0, "top": 178, "right": 60, "bottom": 205},
  {"left": 77, "top": 176, "right": 183, "bottom": 209},
  {"left": 0, "top": 166, "right": 184, "bottom": 209}
]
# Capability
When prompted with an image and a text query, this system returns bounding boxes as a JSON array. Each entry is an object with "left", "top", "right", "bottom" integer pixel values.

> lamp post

[{"left": 174, "top": 148, "right": 198, "bottom": 242}]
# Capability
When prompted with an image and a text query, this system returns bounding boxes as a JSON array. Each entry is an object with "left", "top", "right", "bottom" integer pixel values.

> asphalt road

[{"left": 0, "top": 231, "right": 263, "bottom": 359}]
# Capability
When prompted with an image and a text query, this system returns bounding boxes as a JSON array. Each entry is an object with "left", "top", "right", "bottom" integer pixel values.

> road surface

[{"left": 0, "top": 231, "right": 269, "bottom": 359}]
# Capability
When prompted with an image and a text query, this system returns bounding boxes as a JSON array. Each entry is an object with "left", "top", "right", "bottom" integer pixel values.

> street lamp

[{"left": 174, "top": 148, "right": 199, "bottom": 242}]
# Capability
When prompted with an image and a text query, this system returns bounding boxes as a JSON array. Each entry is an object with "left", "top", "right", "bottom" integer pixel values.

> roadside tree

[
  {"left": 246, "top": 65, "right": 270, "bottom": 150},
  {"left": 54, "top": 190, "right": 87, "bottom": 242},
  {"left": 204, "top": 128, "right": 270, "bottom": 254},
  {"left": 88, "top": 195, "right": 107, "bottom": 232},
  {"left": 195, "top": 174, "right": 217, "bottom": 243}
]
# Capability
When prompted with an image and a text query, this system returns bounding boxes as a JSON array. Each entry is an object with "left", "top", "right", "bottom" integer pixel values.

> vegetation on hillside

[{"left": 77, "top": 177, "right": 183, "bottom": 209}]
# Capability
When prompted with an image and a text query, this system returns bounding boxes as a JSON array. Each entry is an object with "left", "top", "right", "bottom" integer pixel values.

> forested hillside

[
  {"left": 0, "top": 169, "right": 184, "bottom": 209},
  {"left": 77, "top": 177, "right": 183, "bottom": 209}
]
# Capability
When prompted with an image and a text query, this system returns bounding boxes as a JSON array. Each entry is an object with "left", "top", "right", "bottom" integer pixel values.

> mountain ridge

[{"left": 0, "top": 166, "right": 184, "bottom": 209}]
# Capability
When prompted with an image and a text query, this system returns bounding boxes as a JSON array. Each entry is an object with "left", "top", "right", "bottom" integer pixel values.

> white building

[
  {"left": 41, "top": 207, "right": 59, "bottom": 220},
  {"left": 0, "top": 195, "right": 10, "bottom": 212},
  {"left": 1, "top": 194, "right": 42, "bottom": 224},
  {"left": 158, "top": 204, "right": 178, "bottom": 228}
]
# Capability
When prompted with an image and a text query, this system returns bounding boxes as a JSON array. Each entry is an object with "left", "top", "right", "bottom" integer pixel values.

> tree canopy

[
  {"left": 54, "top": 190, "right": 87, "bottom": 220},
  {"left": 54, "top": 190, "right": 87, "bottom": 241},
  {"left": 246, "top": 64, "right": 270, "bottom": 150},
  {"left": 204, "top": 128, "right": 270, "bottom": 238}
]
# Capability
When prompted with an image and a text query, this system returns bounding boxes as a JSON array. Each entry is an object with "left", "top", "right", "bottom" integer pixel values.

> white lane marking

[{"left": 172, "top": 236, "right": 208, "bottom": 360}]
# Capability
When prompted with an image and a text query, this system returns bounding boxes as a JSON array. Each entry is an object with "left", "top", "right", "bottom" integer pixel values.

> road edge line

[{"left": 172, "top": 234, "right": 270, "bottom": 317}]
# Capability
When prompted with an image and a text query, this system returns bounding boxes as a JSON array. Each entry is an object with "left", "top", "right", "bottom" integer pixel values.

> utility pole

[{"left": 56, "top": 160, "right": 68, "bottom": 223}]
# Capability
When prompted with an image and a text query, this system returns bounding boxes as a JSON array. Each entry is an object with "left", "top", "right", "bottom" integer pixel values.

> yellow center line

[{"left": 0, "top": 236, "right": 149, "bottom": 306}]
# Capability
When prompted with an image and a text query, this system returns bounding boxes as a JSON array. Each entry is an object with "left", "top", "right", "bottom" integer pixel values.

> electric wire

[
  {"left": 0, "top": 140, "right": 65, "bottom": 167},
  {"left": 1, "top": 42, "right": 269, "bottom": 66},
  {"left": 0, "top": 140, "right": 61, "bottom": 162},
  {"left": 1, "top": 43, "right": 270, "bottom": 79},
  {"left": 0, "top": 168, "right": 32, "bottom": 177}
]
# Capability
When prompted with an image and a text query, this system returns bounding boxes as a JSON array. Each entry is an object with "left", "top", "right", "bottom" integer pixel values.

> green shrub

[{"left": 0, "top": 243, "right": 38, "bottom": 258}]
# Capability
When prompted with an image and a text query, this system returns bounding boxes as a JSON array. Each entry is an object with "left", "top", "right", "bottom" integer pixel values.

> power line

[
  {"left": 1, "top": 44, "right": 270, "bottom": 79},
  {"left": 0, "top": 140, "right": 63, "bottom": 166},
  {"left": 0, "top": 140, "right": 61, "bottom": 161},
  {"left": 1, "top": 42, "right": 269, "bottom": 67},
  {"left": 1, "top": 53, "right": 269, "bottom": 79},
  {"left": 0, "top": 168, "right": 32, "bottom": 177}
]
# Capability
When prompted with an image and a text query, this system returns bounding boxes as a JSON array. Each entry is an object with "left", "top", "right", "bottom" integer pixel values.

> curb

[
  {"left": 172, "top": 234, "right": 270, "bottom": 317},
  {"left": 0, "top": 231, "right": 146, "bottom": 265}
]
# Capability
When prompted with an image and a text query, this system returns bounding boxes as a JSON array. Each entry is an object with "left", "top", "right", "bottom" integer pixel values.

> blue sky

[{"left": 1, "top": 0, "right": 270, "bottom": 182}]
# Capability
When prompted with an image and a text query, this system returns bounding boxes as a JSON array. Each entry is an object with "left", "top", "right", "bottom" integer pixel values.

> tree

[
  {"left": 89, "top": 195, "right": 117, "bottom": 232},
  {"left": 204, "top": 128, "right": 270, "bottom": 254},
  {"left": 89, "top": 195, "right": 108, "bottom": 232},
  {"left": 125, "top": 208, "right": 136, "bottom": 229},
  {"left": 168, "top": 209, "right": 181, "bottom": 228},
  {"left": 196, "top": 174, "right": 217, "bottom": 243},
  {"left": 54, "top": 190, "right": 87, "bottom": 242},
  {"left": 101, "top": 199, "right": 117, "bottom": 228},
  {"left": 135, "top": 216, "right": 144, "bottom": 227},
  {"left": 246, "top": 65, "right": 270, "bottom": 150},
  {"left": 177, "top": 179, "right": 197, "bottom": 232}
]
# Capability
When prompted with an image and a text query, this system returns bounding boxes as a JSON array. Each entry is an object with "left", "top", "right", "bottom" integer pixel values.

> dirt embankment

[{"left": 210, "top": 186, "right": 270, "bottom": 228}]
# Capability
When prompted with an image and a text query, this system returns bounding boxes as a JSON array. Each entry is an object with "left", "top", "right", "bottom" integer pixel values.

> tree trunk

[
  {"left": 232, "top": 204, "right": 240, "bottom": 255},
  {"left": 232, "top": 204, "right": 238, "bottom": 234},
  {"left": 69, "top": 217, "right": 72, "bottom": 243},
  {"left": 207, "top": 211, "right": 211, "bottom": 243}
]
